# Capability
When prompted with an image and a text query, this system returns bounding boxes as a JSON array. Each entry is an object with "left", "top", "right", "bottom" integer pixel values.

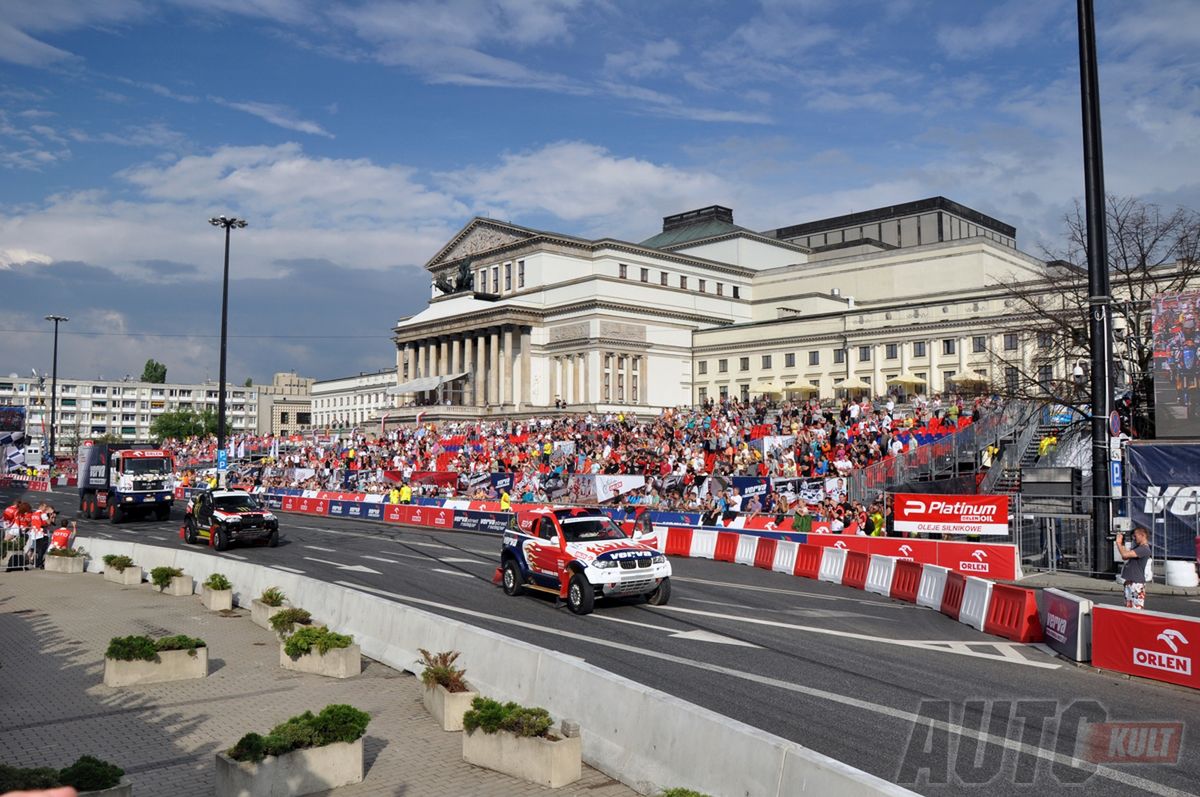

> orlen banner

[
  {"left": 1093, "top": 605, "right": 1200, "bottom": 690},
  {"left": 894, "top": 493, "right": 1009, "bottom": 536}
]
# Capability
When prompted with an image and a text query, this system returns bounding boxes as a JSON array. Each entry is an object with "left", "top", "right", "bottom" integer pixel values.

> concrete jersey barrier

[{"left": 75, "top": 535, "right": 915, "bottom": 797}]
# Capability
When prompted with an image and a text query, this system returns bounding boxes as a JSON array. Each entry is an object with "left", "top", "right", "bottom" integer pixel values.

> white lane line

[
  {"left": 116, "top": 529, "right": 137, "bottom": 535},
  {"left": 148, "top": 535, "right": 166, "bottom": 541},
  {"left": 302, "top": 556, "right": 380, "bottom": 574},
  {"left": 672, "top": 576, "right": 910, "bottom": 609},
  {"left": 402, "top": 541, "right": 453, "bottom": 549},
  {"left": 440, "top": 557, "right": 487, "bottom": 564},
  {"left": 304, "top": 545, "right": 336, "bottom": 552},
  {"left": 651, "top": 605, "right": 1059, "bottom": 669},
  {"left": 271, "top": 565, "right": 305, "bottom": 574},
  {"left": 218, "top": 552, "right": 248, "bottom": 560},
  {"left": 361, "top": 555, "right": 401, "bottom": 564},
  {"left": 334, "top": 580, "right": 1184, "bottom": 797},
  {"left": 432, "top": 568, "right": 474, "bottom": 578},
  {"left": 591, "top": 614, "right": 760, "bottom": 648}
]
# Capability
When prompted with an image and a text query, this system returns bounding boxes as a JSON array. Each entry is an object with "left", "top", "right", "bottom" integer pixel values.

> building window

[
  {"left": 739, "top": 357, "right": 750, "bottom": 372},
  {"left": 762, "top": 355, "right": 772, "bottom": 369},
  {"left": 1003, "top": 333, "right": 1019, "bottom": 351},
  {"left": 972, "top": 335, "right": 987, "bottom": 353},
  {"left": 517, "top": 260, "right": 525, "bottom": 288},
  {"left": 885, "top": 343, "right": 898, "bottom": 360},
  {"left": 943, "top": 339, "right": 956, "bottom": 356},
  {"left": 718, "top": 359, "right": 728, "bottom": 373},
  {"left": 504, "top": 263, "right": 512, "bottom": 291},
  {"left": 716, "top": 283, "right": 724, "bottom": 296},
  {"left": 280, "top": 412, "right": 289, "bottom": 424},
  {"left": 740, "top": 384, "right": 750, "bottom": 402},
  {"left": 491, "top": 266, "right": 499, "bottom": 293},
  {"left": 784, "top": 352, "right": 796, "bottom": 368},
  {"left": 834, "top": 349, "right": 846, "bottom": 365},
  {"left": 660, "top": 271, "right": 668, "bottom": 286},
  {"left": 698, "top": 279, "right": 706, "bottom": 293},
  {"left": 1037, "top": 364, "right": 1053, "bottom": 387},
  {"left": 477, "top": 269, "right": 485, "bottom": 289},
  {"left": 680, "top": 276, "right": 687, "bottom": 290},
  {"left": 913, "top": 341, "right": 927, "bottom": 357},
  {"left": 719, "top": 385, "right": 729, "bottom": 401},
  {"left": 1036, "top": 331, "right": 1052, "bottom": 348},
  {"left": 732, "top": 286, "right": 740, "bottom": 299},
  {"left": 697, "top": 387, "right": 707, "bottom": 403},
  {"left": 619, "top": 263, "right": 628, "bottom": 279},
  {"left": 639, "top": 267, "right": 649, "bottom": 283},
  {"left": 697, "top": 361, "right": 708, "bottom": 375},
  {"left": 1005, "top": 366, "right": 1019, "bottom": 392},
  {"left": 809, "top": 351, "right": 820, "bottom": 366},
  {"left": 858, "top": 346, "right": 871, "bottom": 362}
]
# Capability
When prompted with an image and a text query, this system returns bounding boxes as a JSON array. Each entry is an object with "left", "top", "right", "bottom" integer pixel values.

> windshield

[
  {"left": 214, "top": 495, "right": 260, "bottom": 512},
  {"left": 559, "top": 516, "right": 626, "bottom": 542},
  {"left": 121, "top": 458, "right": 171, "bottom": 476}
]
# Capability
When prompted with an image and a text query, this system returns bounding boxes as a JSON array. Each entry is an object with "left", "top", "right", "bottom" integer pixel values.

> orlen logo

[
  {"left": 897, "top": 544, "right": 914, "bottom": 560},
  {"left": 1134, "top": 629, "right": 1192, "bottom": 676},
  {"left": 959, "top": 549, "right": 989, "bottom": 573},
  {"left": 834, "top": 540, "right": 848, "bottom": 550}
]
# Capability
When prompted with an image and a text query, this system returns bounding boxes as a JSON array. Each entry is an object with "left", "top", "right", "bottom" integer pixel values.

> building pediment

[{"left": 425, "top": 218, "right": 541, "bottom": 271}]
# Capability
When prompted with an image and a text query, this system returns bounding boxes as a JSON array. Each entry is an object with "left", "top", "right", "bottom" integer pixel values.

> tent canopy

[
  {"left": 836, "top": 376, "right": 872, "bottom": 391},
  {"left": 886, "top": 372, "right": 926, "bottom": 387},
  {"left": 387, "top": 372, "right": 468, "bottom": 395}
]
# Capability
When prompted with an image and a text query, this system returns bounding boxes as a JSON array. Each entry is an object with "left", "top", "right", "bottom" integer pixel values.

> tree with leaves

[
  {"left": 988, "top": 195, "right": 1200, "bottom": 437},
  {"left": 244, "top": 377, "right": 253, "bottom": 387},
  {"left": 140, "top": 359, "right": 168, "bottom": 383},
  {"left": 150, "top": 408, "right": 218, "bottom": 441}
]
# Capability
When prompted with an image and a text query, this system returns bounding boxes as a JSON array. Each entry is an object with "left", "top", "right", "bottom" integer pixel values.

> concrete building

[
  {"left": 255, "top": 371, "right": 314, "bottom": 435},
  {"left": 0, "top": 374, "right": 258, "bottom": 456},
  {"left": 311, "top": 368, "right": 399, "bottom": 430},
  {"left": 388, "top": 196, "right": 1044, "bottom": 420}
]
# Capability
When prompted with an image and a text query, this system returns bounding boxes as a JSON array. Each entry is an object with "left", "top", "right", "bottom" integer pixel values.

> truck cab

[{"left": 78, "top": 442, "right": 175, "bottom": 523}]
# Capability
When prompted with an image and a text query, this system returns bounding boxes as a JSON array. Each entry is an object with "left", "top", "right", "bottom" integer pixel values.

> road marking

[
  {"left": 304, "top": 545, "right": 336, "bottom": 552},
  {"left": 334, "top": 580, "right": 1186, "bottom": 797},
  {"left": 116, "top": 529, "right": 137, "bottom": 535},
  {"left": 148, "top": 535, "right": 166, "bottom": 541},
  {"left": 672, "top": 576, "right": 909, "bottom": 608},
  {"left": 361, "top": 555, "right": 401, "bottom": 564},
  {"left": 591, "top": 614, "right": 759, "bottom": 647},
  {"left": 440, "top": 557, "right": 487, "bottom": 564},
  {"left": 302, "top": 556, "right": 380, "bottom": 574},
  {"left": 401, "top": 541, "right": 453, "bottom": 550},
  {"left": 651, "top": 604, "right": 1059, "bottom": 669},
  {"left": 432, "top": 568, "right": 474, "bottom": 578},
  {"left": 271, "top": 565, "right": 305, "bottom": 574},
  {"left": 218, "top": 552, "right": 248, "bottom": 560}
]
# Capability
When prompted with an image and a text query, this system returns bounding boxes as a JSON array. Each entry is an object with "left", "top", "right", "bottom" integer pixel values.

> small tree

[
  {"left": 150, "top": 409, "right": 218, "bottom": 441},
  {"left": 244, "top": 377, "right": 254, "bottom": 387},
  {"left": 140, "top": 359, "right": 168, "bottom": 384}
]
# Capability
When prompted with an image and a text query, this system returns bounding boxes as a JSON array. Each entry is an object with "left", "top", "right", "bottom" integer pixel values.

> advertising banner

[
  {"left": 771, "top": 478, "right": 826, "bottom": 505},
  {"left": 1093, "top": 605, "right": 1200, "bottom": 690},
  {"left": 1040, "top": 588, "right": 1093, "bottom": 662},
  {"left": 894, "top": 493, "right": 1009, "bottom": 536},
  {"left": 452, "top": 510, "right": 511, "bottom": 534},
  {"left": 1151, "top": 290, "right": 1200, "bottom": 439},
  {"left": 1, "top": 405, "right": 27, "bottom": 473},
  {"left": 1125, "top": 443, "right": 1200, "bottom": 559}
]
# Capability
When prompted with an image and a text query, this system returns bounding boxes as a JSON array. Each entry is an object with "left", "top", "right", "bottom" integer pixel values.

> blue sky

[{"left": 1, "top": 0, "right": 1198, "bottom": 384}]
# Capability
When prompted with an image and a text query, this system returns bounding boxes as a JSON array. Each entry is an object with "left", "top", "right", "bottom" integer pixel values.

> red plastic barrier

[
  {"left": 842, "top": 550, "right": 870, "bottom": 589},
  {"left": 890, "top": 559, "right": 923, "bottom": 603},
  {"left": 714, "top": 531, "right": 739, "bottom": 563},
  {"left": 753, "top": 537, "right": 778, "bottom": 570},
  {"left": 794, "top": 544, "right": 822, "bottom": 579},
  {"left": 665, "top": 527, "right": 693, "bottom": 557},
  {"left": 983, "top": 584, "right": 1044, "bottom": 642},
  {"left": 940, "top": 572, "right": 966, "bottom": 620}
]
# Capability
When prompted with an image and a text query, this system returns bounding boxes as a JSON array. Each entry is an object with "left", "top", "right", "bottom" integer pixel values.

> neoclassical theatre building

[{"left": 390, "top": 197, "right": 1045, "bottom": 418}]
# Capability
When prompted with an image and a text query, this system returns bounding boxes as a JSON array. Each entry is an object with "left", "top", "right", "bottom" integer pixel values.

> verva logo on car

[
  {"left": 894, "top": 493, "right": 1009, "bottom": 536},
  {"left": 1093, "top": 606, "right": 1200, "bottom": 689}
]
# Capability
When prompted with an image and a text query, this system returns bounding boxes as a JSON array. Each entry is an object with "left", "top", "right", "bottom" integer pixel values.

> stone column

[
  {"left": 566, "top": 354, "right": 576, "bottom": 405},
  {"left": 638, "top": 355, "right": 646, "bottom": 405},
  {"left": 623, "top": 354, "right": 633, "bottom": 404},
  {"left": 474, "top": 334, "right": 486, "bottom": 406},
  {"left": 416, "top": 340, "right": 426, "bottom": 381},
  {"left": 450, "top": 336, "right": 461, "bottom": 375},
  {"left": 900, "top": 339, "right": 911, "bottom": 373},
  {"left": 502, "top": 326, "right": 515, "bottom": 406},
  {"left": 958, "top": 336, "right": 969, "bottom": 379},
  {"left": 489, "top": 330, "right": 500, "bottom": 405},
  {"left": 520, "top": 327, "right": 532, "bottom": 407},
  {"left": 581, "top": 349, "right": 590, "bottom": 406},
  {"left": 587, "top": 350, "right": 601, "bottom": 404},
  {"left": 928, "top": 338, "right": 939, "bottom": 393},
  {"left": 437, "top": 337, "right": 448, "bottom": 376},
  {"left": 873, "top": 344, "right": 884, "bottom": 397}
]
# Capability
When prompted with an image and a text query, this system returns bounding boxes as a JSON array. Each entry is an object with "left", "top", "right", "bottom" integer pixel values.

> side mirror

[{"left": 547, "top": 536, "right": 560, "bottom": 546}]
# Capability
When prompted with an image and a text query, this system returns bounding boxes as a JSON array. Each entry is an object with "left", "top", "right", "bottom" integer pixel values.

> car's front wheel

[
  {"left": 184, "top": 518, "right": 198, "bottom": 545},
  {"left": 502, "top": 559, "right": 524, "bottom": 596},
  {"left": 566, "top": 573, "right": 594, "bottom": 615},
  {"left": 267, "top": 530, "right": 279, "bottom": 548},
  {"left": 646, "top": 577, "right": 671, "bottom": 606},
  {"left": 213, "top": 527, "right": 229, "bottom": 551}
]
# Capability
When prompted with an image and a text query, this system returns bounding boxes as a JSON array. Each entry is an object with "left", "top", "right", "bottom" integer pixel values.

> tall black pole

[
  {"left": 1077, "top": 0, "right": 1113, "bottom": 574},
  {"left": 218, "top": 223, "right": 231, "bottom": 462},
  {"left": 45, "top": 315, "right": 68, "bottom": 471}
]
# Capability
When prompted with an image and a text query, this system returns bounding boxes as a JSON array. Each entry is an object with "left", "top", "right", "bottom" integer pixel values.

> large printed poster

[
  {"left": 1152, "top": 291, "right": 1200, "bottom": 438},
  {"left": 0, "top": 405, "right": 27, "bottom": 473}
]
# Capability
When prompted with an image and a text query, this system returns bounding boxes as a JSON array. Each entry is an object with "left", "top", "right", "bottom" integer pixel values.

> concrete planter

[
  {"left": 462, "top": 729, "right": 581, "bottom": 788},
  {"left": 103, "top": 566, "right": 142, "bottom": 586},
  {"left": 279, "top": 643, "right": 360, "bottom": 679},
  {"left": 423, "top": 683, "right": 478, "bottom": 732},
  {"left": 214, "top": 738, "right": 363, "bottom": 797},
  {"left": 79, "top": 780, "right": 133, "bottom": 797},
  {"left": 153, "top": 574, "right": 194, "bottom": 596},
  {"left": 201, "top": 585, "right": 235, "bottom": 611},
  {"left": 45, "top": 554, "right": 86, "bottom": 573},
  {"left": 104, "top": 646, "right": 208, "bottom": 687},
  {"left": 251, "top": 600, "right": 286, "bottom": 630}
]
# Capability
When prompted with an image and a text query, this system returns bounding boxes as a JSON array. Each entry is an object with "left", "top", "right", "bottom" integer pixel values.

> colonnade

[{"left": 399, "top": 324, "right": 532, "bottom": 407}]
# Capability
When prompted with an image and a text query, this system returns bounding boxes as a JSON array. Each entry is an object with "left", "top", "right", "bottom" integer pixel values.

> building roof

[
  {"left": 639, "top": 205, "right": 756, "bottom": 249},
  {"left": 764, "top": 196, "right": 1016, "bottom": 241}
]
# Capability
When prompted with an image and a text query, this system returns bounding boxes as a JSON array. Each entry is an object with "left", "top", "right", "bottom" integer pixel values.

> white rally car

[{"left": 499, "top": 507, "right": 672, "bottom": 615}]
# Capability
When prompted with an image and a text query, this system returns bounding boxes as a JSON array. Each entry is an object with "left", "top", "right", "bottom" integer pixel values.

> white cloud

[
  {"left": 0, "top": 0, "right": 148, "bottom": 66},
  {"left": 212, "top": 98, "right": 335, "bottom": 138},
  {"left": 936, "top": 0, "right": 1061, "bottom": 59},
  {"left": 0, "top": 248, "right": 53, "bottom": 268},
  {"left": 604, "top": 38, "right": 680, "bottom": 79}
]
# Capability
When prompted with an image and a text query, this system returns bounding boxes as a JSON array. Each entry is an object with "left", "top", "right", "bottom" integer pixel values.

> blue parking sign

[{"left": 217, "top": 450, "right": 228, "bottom": 471}]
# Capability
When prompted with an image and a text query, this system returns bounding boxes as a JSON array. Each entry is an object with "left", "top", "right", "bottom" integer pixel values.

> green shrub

[
  {"left": 58, "top": 755, "right": 123, "bottom": 792},
  {"left": 106, "top": 635, "right": 158, "bottom": 662},
  {"left": 155, "top": 634, "right": 206, "bottom": 654},
  {"left": 150, "top": 566, "right": 184, "bottom": 589},
  {"left": 418, "top": 648, "right": 469, "bottom": 693},
  {"left": 0, "top": 764, "right": 62, "bottom": 790},
  {"left": 659, "top": 790, "right": 712, "bottom": 797},
  {"left": 269, "top": 607, "right": 312, "bottom": 636},
  {"left": 47, "top": 546, "right": 85, "bottom": 558},
  {"left": 259, "top": 586, "right": 286, "bottom": 606},
  {"left": 227, "top": 705, "right": 370, "bottom": 763},
  {"left": 102, "top": 554, "right": 135, "bottom": 572},
  {"left": 283, "top": 626, "right": 353, "bottom": 658},
  {"left": 204, "top": 573, "right": 232, "bottom": 591},
  {"left": 462, "top": 697, "right": 553, "bottom": 738}
]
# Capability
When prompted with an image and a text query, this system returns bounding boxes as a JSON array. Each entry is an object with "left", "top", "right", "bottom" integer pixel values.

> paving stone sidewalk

[{"left": 0, "top": 569, "right": 639, "bottom": 797}]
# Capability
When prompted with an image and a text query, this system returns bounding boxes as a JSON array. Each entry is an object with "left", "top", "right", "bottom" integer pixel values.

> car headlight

[
  {"left": 593, "top": 559, "right": 618, "bottom": 569},
  {"left": 651, "top": 555, "right": 666, "bottom": 565},
  {"left": 262, "top": 512, "right": 275, "bottom": 521}
]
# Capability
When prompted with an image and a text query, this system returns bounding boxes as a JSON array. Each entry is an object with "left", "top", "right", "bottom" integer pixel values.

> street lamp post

[
  {"left": 44, "top": 315, "right": 68, "bottom": 472},
  {"left": 208, "top": 215, "right": 247, "bottom": 486}
]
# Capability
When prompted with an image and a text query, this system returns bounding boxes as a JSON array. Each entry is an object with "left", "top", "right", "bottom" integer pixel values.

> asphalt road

[{"left": 9, "top": 487, "right": 1200, "bottom": 797}]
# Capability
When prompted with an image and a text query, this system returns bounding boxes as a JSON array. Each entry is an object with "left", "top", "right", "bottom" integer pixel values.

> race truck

[
  {"left": 183, "top": 489, "right": 279, "bottom": 550},
  {"left": 499, "top": 507, "right": 671, "bottom": 615},
  {"left": 77, "top": 442, "right": 174, "bottom": 523}
]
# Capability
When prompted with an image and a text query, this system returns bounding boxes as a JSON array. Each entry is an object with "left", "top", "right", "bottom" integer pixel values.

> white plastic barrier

[
  {"left": 818, "top": 546, "right": 847, "bottom": 585},
  {"left": 689, "top": 529, "right": 718, "bottom": 560},
  {"left": 734, "top": 534, "right": 759, "bottom": 566},
  {"left": 864, "top": 555, "right": 897, "bottom": 597},
  {"left": 772, "top": 541, "right": 799, "bottom": 575},
  {"left": 75, "top": 536, "right": 913, "bottom": 797},
  {"left": 959, "top": 576, "right": 994, "bottom": 631},
  {"left": 916, "top": 565, "right": 950, "bottom": 610}
]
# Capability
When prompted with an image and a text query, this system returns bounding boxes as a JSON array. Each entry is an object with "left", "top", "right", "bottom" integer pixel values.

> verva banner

[
  {"left": 1093, "top": 605, "right": 1200, "bottom": 690},
  {"left": 894, "top": 493, "right": 1009, "bottom": 536}
]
